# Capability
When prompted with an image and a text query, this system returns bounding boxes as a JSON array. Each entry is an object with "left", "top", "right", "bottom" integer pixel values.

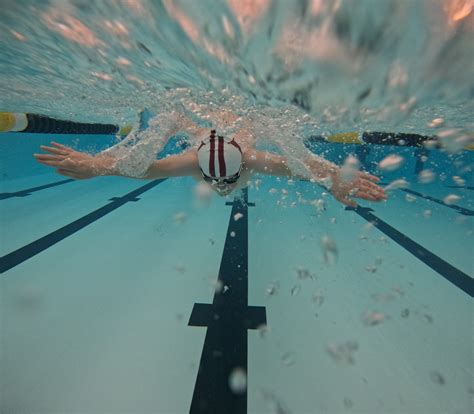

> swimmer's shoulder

[{"left": 241, "top": 147, "right": 258, "bottom": 169}]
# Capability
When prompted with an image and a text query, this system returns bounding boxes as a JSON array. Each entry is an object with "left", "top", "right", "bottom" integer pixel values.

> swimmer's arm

[
  {"left": 173, "top": 112, "right": 208, "bottom": 137},
  {"left": 245, "top": 150, "right": 386, "bottom": 207},
  {"left": 34, "top": 142, "right": 200, "bottom": 180},
  {"left": 245, "top": 151, "right": 292, "bottom": 176},
  {"left": 245, "top": 150, "right": 336, "bottom": 181},
  {"left": 100, "top": 150, "right": 200, "bottom": 179},
  {"left": 140, "top": 150, "right": 201, "bottom": 179}
]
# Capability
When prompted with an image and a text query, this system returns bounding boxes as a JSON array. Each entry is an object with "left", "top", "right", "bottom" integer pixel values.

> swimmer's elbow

[
  {"left": 141, "top": 162, "right": 166, "bottom": 179},
  {"left": 141, "top": 159, "right": 175, "bottom": 179}
]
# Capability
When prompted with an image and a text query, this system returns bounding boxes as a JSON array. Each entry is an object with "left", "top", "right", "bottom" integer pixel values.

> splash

[
  {"left": 0, "top": 0, "right": 472, "bottom": 172},
  {"left": 0, "top": 0, "right": 472, "bottom": 121}
]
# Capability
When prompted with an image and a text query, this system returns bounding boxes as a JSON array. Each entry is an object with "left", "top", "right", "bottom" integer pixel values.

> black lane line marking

[
  {"left": 0, "top": 179, "right": 166, "bottom": 273},
  {"left": 446, "top": 185, "right": 474, "bottom": 191},
  {"left": 347, "top": 206, "right": 474, "bottom": 297},
  {"left": 401, "top": 188, "right": 473, "bottom": 216},
  {"left": 0, "top": 179, "right": 74, "bottom": 200},
  {"left": 377, "top": 184, "right": 473, "bottom": 216},
  {"left": 188, "top": 188, "right": 266, "bottom": 414}
]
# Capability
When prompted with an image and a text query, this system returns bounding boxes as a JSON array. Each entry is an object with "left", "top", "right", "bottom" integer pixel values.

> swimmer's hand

[
  {"left": 33, "top": 142, "right": 115, "bottom": 179},
  {"left": 329, "top": 170, "right": 387, "bottom": 207}
]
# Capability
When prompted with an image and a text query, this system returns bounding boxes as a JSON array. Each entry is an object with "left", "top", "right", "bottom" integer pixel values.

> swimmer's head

[{"left": 197, "top": 130, "right": 243, "bottom": 195}]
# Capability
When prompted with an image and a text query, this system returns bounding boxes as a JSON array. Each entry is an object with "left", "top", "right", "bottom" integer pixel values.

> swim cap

[{"left": 197, "top": 130, "right": 243, "bottom": 178}]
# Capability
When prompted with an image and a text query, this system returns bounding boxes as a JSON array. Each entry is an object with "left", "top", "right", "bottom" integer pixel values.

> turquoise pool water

[
  {"left": 1, "top": 1, "right": 473, "bottom": 413},
  {"left": 1, "top": 132, "right": 472, "bottom": 413}
]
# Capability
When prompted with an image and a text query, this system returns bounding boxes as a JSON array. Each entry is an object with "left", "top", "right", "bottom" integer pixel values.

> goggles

[{"left": 200, "top": 168, "right": 241, "bottom": 185}]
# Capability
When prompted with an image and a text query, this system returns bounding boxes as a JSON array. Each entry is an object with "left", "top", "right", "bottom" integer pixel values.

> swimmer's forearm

[
  {"left": 92, "top": 155, "right": 160, "bottom": 179},
  {"left": 92, "top": 155, "right": 131, "bottom": 178},
  {"left": 249, "top": 151, "right": 338, "bottom": 181},
  {"left": 276, "top": 155, "right": 340, "bottom": 187},
  {"left": 304, "top": 155, "right": 338, "bottom": 180},
  {"left": 92, "top": 150, "right": 199, "bottom": 180},
  {"left": 248, "top": 151, "right": 293, "bottom": 176}
]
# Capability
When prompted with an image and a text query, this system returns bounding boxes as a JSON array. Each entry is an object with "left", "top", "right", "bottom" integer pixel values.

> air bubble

[
  {"left": 229, "top": 368, "right": 247, "bottom": 394},
  {"left": 443, "top": 194, "right": 460, "bottom": 205},
  {"left": 378, "top": 154, "right": 404, "bottom": 171}
]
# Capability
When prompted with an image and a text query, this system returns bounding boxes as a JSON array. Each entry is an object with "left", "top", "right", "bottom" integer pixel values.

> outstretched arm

[
  {"left": 245, "top": 150, "right": 387, "bottom": 207},
  {"left": 141, "top": 150, "right": 200, "bottom": 179},
  {"left": 34, "top": 142, "right": 200, "bottom": 180}
]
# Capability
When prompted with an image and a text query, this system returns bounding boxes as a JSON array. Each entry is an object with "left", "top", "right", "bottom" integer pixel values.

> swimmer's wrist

[
  {"left": 93, "top": 155, "right": 120, "bottom": 176},
  {"left": 309, "top": 166, "right": 340, "bottom": 190},
  {"left": 307, "top": 156, "right": 338, "bottom": 179}
]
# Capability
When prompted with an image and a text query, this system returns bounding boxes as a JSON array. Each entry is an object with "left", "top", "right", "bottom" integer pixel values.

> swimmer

[{"left": 33, "top": 111, "right": 387, "bottom": 207}]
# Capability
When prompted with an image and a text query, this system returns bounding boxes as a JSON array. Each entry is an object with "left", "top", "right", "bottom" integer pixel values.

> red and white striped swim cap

[{"left": 197, "top": 130, "right": 243, "bottom": 178}]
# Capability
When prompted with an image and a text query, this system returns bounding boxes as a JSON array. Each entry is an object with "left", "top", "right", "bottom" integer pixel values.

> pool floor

[{"left": 1, "top": 173, "right": 473, "bottom": 414}]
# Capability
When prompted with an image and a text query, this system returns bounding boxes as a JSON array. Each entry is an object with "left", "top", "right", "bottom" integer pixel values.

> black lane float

[
  {"left": 306, "top": 131, "right": 474, "bottom": 151},
  {"left": 4, "top": 112, "right": 472, "bottom": 152},
  {"left": 0, "top": 112, "right": 131, "bottom": 135}
]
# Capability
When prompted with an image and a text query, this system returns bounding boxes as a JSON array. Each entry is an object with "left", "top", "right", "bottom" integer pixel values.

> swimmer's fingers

[
  {"left": 40, "top": 144, "right": 71, "bottom": 156},
  {"left": 354, "top": 191, "right": 381, "bottom": 202},
  {"left": 33, "top": 154, "right": 70, "bottom": 168},
  {"left": 358, "top": 180, "right": 387, "bottom": 199},
  {"left": 358, "top": 171, "right": 380, "bottom": 182},
  {"left": 33, "top": 154, "right": 62, "bottom": 167},
  {"left": 354, "top": 187, "right": 387, "bottom": 202},
  {"left": 50, "top": 141, "right": 75, "bottom": 152},
  {"left": 34, "top": 153, "right": 64, "bottom": 162},
  {"left": 34, "top": 156, "right": 80, "bottom": 174}
]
